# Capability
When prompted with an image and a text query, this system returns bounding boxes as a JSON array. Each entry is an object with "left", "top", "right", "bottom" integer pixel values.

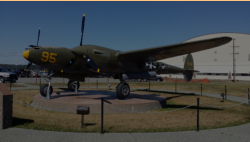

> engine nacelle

[{"left": 122, "top": 71, "right": 156, "bottom": 80}]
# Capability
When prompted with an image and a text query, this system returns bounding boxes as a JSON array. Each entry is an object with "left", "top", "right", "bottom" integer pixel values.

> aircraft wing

[{"left": 117, "top": 37, "right": 232, "bottom": 62}]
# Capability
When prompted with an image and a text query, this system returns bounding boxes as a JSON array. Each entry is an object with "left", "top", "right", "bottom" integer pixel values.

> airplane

[{"left": 22, "top": 14, "right": 232, "bottom": 99}]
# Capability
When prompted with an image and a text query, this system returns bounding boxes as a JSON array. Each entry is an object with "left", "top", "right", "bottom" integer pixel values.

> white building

[{"left": 160, "top": 33, "right": 250, "bottom": 80}]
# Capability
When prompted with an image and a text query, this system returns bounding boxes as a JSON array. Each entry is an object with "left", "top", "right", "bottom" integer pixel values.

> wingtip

[
  {"left": 83, "top": 14, "right": 85, "bottom": 17},
  {"left": 221, "top": 36, "right": 233, "bottom": 43}
]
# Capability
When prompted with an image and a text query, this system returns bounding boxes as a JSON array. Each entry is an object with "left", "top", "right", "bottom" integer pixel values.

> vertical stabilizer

[
  {"left": 183, "top": 53, "right": 194, "bottom": 82},
  {"left": 184, "top": 53, "right": 194, "bottom": 70}
]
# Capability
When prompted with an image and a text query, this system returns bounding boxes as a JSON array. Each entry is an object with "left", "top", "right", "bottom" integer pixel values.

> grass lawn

[
  {"left": 5, "top": 83, "right": 25, "bottom": 87},
  {"left": 11, "top": 88, "right": 250, "bottom": 133},
  {"left": 29, "top": 80, "right": 250, "bottom": 98}
]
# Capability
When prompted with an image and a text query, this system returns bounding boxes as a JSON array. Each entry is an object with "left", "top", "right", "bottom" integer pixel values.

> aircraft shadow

[
  {"left": 165, "top": 95, "right": 183, "bottom": 101},
  {"left": 57, "top": 88, "right": 69, "bottom": 91},
  {"left": 12, "top": 117, "right": 34, "bottom": 126},
  {"left": 84, "top": 123, "right": 96, "bottom": 127},
  {"left": 166, "top": 104, "right": 222, "bottom": 111},
  {"left": 147, "top": 90, "right": 197, "bottom": 96},
  {"left": 51, "top": 90, "right": 165, "bottom": 103}
]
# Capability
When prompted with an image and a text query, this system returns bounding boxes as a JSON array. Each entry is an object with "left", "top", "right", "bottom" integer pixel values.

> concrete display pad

[{"left": 31, "top": 90, "right": 167, "bottom": 114}]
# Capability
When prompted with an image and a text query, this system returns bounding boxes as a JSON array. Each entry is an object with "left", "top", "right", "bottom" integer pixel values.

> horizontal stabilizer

[{"left": 185, "top": 69, "right": 199, "bottom": 72}]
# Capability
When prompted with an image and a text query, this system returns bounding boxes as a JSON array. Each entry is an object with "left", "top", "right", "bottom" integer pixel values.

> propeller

[
  {"left": 25, "top": 27, "right": 41, "bottom": 70},
  {"left": 74, "top": 14, "right": 99, "bottom": 72},
  {"left": 71, "top": 51, "right": 100, "bottom": 73},
  {"left": 61, "top": 56, "right": 77, "bottom": 72},
  {"left": 29, "top": 27, "right": 41, "bottom": 48},
  {"left": 82, "top": 54, "right": 99, "bottom": 72},
  {"left": 37, "top": 27, "right": 41, "bottom": 46},
  {"left": 80, "top": 14, "right": 85, "bottom": 46},
  {"left": 62, "top": 14, "right": 85, "bottom": 72},
  {"left": 25, "top": 61, "right": 32, "bottom": 70}
]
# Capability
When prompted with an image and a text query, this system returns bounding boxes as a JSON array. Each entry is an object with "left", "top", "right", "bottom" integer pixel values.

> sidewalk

[{"left": 1, "top": 123, "right": 250, "bottom": 142}]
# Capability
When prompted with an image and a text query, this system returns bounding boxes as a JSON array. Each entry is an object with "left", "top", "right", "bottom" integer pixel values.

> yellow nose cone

[{"left": 23, "top": 50, "right": 29, "bottom": 59}]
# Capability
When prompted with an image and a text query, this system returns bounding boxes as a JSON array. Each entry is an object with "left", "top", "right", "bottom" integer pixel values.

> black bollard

[
  {"left": 101, "top": 98, "right": 104, "bottom": 134},
  {"left": 221, "top": 93, "right": 224, "bottom": 102},
  {"left": 40, "top": 79, "right": 41, "bottom": 87},
  {"left": 201, "top": 83, "right": 202, "bottom": 96},
  {"left": 149, "top": 80, "right": 150, "bottom": 91},
  {"left": 248, "top": 88, "right": 249, "bottom": 105},
  {"left": 175, "top": 82, "right": 177, "bottom": 93},
  {"left": 81, "top": 114, "right": 84, "bottom": 128},
  {"left": 197, "top": 98, "right": 199, "bottom": 132},
  {"left": 96, "top": 80, "right": 98, "bottom": 89},
  {"left": 225, "top": 85, "right": 227, "bottom": 100}
]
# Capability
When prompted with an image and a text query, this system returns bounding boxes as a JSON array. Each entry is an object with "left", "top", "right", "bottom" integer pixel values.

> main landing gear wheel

[
  {"left": 40, "top": 84, "right": 53, "bottom": 97},
  {"left": 116, "top": 82, "right": 130, "bottom": 100},
  {"left": 68, "top": 80, "right": 80, "bottom": 92}
]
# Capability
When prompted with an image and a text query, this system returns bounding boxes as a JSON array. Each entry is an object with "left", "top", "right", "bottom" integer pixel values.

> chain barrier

[
  {"left": 147, "top": 103, "right": 197, "bottom": 114},
  {"left": 201, "top": 85, "right": 224, "bottom": 92},
  {"left": 12, "top": 99, "right": 100, "bottom": 111},
  {"left": 12, "top": 97, "right": 248, "bottom": 114},
  {"left": 104, "top": 103, "right": 143, "bottom": 114},
  {"left": 201, "top": 85, "right": 249, "bottom": 95},
  {"left": 225, "top": 88, "right": 249, "bottom": 94},
  {"left": 104, "top": 103, "right": 197, "bottom": 114},
  {"left": 200, "top": 101, "right": 246, "bottom": 108},
  {"left": 12, "top": 97, "right": 196, "bottom": 114}
]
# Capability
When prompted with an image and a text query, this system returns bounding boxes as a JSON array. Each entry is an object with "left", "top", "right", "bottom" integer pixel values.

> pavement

[
  {"left": 1, "top": 123, "right": 250, "bottom": 142},
  {"left": 1, "top": 78, "right": 250, "bottom": 142}
]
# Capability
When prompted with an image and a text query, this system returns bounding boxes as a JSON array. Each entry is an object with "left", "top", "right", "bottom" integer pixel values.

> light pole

[{"left": 230, "top": 39, "right": 239, "bottom": 82}]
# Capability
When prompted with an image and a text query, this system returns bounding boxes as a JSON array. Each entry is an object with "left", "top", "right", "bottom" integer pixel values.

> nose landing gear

[{"left": 40, "top": 76, "right": 53, "bottom": 99}]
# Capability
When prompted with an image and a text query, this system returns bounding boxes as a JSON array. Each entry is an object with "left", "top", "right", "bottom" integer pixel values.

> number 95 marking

[{"left": 41, "top": 52, "right": 57, "bottom": 63}]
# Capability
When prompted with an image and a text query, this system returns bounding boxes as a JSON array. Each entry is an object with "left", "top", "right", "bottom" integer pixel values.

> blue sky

[{"left": 0, "top": 1, "right": 250, "bottom": 65}]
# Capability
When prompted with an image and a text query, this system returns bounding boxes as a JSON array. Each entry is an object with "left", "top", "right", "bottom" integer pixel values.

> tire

[
  {"left": 67, "top": 80, "right": 80, "bottom": 91},
  {"left": 116, "top": 82, "right": 130, "bottom": 100},
  {"left": 0, "top": 77, "right": 5, "bottom": 83},
  {"left": 40, "top": 84, "right": 53, "bottom": 97}
]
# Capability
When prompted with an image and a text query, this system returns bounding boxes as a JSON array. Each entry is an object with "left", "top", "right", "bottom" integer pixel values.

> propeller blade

[
  {"left": 37, "top": 27, "right": 40, "bottom": 46},
  {"left": 27, "top": 28, "right": 41, "bottom": 48},
  {"left": 81, "top": 54, "right": 100, "bottom": 72},
  {"left": 25, "top": 62, "right": 32, "bottom": 70},
  {"left": 71, "top": 50, "right": 99, "bottom": 72},
  {"left": 61, "top": 56, "right": 77, "bottom": 72},
  {"left": 80, "top": 14, "right": 85, "bottom": 46}
]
